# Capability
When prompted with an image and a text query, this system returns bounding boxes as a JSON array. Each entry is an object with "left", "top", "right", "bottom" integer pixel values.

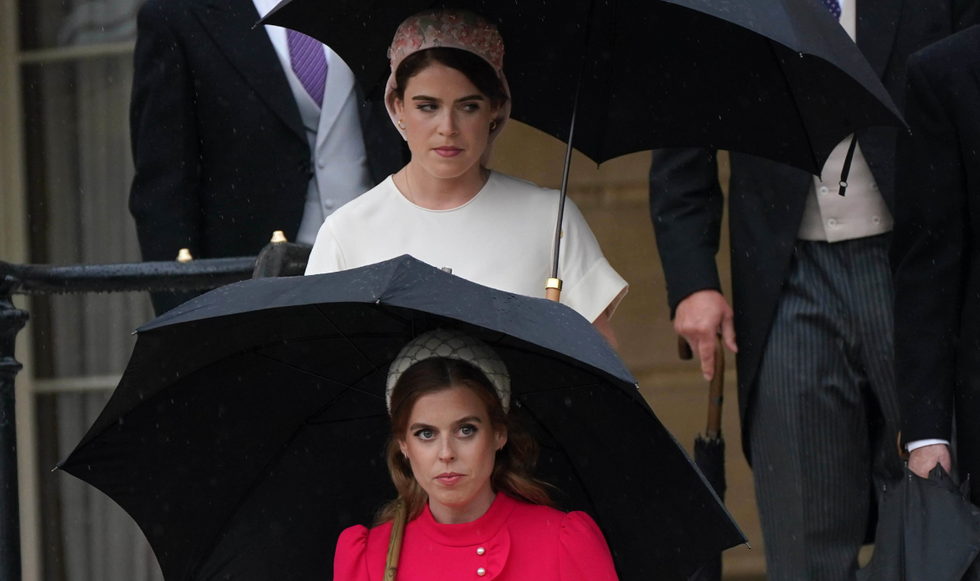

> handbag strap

[{"left": 385, "top": 499, "right": 408, "bottom": 581}]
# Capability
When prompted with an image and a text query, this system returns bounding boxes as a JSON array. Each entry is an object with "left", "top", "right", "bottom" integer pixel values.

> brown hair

[
  {"left": 376, "top": 357, "right": 551, "bottom": 524},
  {"left": 388, "top": 47, "right": 509, "bottom": 111}
]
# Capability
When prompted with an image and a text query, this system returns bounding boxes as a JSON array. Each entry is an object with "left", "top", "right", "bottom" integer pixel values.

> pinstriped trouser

[{"left": 747, "top": 234, "right": 903, "bottom": 581}]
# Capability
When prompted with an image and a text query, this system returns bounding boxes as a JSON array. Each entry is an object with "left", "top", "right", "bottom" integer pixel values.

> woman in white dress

[{"left": 305, "top": 10, "right": 627, "bottom": 345}]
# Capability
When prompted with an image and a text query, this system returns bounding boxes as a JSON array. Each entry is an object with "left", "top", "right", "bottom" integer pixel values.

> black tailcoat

[
  {"left": 892, "top": 24, "right": 980, "bottom": 501},
  {"left": 128, "top": 0, "right": 406, "bottom": 267}
]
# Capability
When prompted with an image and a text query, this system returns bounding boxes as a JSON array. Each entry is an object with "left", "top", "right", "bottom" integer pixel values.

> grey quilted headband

[{"left": 385, "top": 329, "right": 511, "bottom": 413}]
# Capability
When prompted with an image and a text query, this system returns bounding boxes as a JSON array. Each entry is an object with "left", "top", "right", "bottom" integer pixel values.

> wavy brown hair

[{"left": 376, "top": 357, "right": 552, "bottom": 524}]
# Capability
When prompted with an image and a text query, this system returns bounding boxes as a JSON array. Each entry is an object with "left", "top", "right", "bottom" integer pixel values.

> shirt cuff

[{"left": 906, "top": 439, "right": 950, "bottom": 452}]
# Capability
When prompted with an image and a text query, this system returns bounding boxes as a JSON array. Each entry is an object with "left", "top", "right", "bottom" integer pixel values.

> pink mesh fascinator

[{"left": 385, "top": 10, "right": 512, "bottom": 162}]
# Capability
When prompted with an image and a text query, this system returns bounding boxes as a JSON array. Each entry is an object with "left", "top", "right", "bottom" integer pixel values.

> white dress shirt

[{"left": 253, "top": 0, "right": 373, "bottom": 245}]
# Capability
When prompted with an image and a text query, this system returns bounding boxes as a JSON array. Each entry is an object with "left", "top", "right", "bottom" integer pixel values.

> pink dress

[{"left": 334, "top": 493, "right": 619, "bottom": 580}]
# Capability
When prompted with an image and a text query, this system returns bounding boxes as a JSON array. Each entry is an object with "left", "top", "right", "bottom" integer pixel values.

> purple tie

[
  {"left": 287, "top": 29, "right": 327, "bottom": 108},
  {"left": 822, "top": 0, "right": 842, "bottom": 19}
]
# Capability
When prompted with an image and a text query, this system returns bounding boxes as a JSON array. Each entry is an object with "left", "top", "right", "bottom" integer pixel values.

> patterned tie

[
  {"left": 286, "top": 29, "right": 327, "bottom": 108},
  {"left": 822, "top": 0, "right": 842, "bottom": 19}
]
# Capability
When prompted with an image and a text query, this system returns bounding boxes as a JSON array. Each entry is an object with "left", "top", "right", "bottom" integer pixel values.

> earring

[
  {"left": 398, "top": 119, "right": 406, "bottom": 130},
  {"left": 490, "top": 120, "right": 497, "bottom": 131}
]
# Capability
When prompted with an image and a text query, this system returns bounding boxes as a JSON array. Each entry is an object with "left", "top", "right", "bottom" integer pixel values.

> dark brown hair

[
  {"left": 376, "top": 357, "right": 551, "bottom": 524},
  {"left": 388, "top": 47, "right": 509, "bottom": 111}
]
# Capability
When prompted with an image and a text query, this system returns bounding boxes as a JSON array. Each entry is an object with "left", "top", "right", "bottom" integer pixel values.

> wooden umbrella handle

[
  {"left": 545, "top": 278, "right": 562, "bottom": 302},
  {"left": 706, "top": 340, "right": 725, "bottom": 439},
  {"left": 677, "top": 337, "right": 725, "bottom": 439}
]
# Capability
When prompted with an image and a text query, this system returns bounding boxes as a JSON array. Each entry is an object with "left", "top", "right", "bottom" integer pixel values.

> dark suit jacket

[
  {"left": 128, "top": 0, "right": 407, "bottom": 311},
  {"left": 649, "top": 0, "right": 976, "bottom": 461},
  {"left": 892, "top": 25, "right": 980, "bottom": 500}
]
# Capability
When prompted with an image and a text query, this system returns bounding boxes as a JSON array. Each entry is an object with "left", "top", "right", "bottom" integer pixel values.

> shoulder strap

[{"left": 384, "top": 499, "right": 408, "bottom": 580}]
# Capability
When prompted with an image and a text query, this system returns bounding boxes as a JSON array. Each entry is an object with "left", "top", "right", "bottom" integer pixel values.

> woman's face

[
  {"left": 398, "top": 385, "right": 507, "bottom": 520},
  {"left": 394, "top": 62, "right": 498, "bottom": 181}
]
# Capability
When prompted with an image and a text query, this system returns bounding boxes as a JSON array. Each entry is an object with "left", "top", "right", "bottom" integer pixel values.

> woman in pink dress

[{"left": 333, "top": 329, "right": 619, "bottom": 580}]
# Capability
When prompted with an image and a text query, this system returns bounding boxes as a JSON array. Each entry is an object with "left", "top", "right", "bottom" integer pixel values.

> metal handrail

[
  {"left": 0, "top": 240, "right": 312, "bottom": 581},
  {"left": 1, "top": 257, "right": 256, "bottom": 295}
]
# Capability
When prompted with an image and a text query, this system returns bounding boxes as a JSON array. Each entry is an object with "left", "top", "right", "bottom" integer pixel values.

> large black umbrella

[
  {"left": 261, "top": 0, "right": 903, "bottom": 283},
  {"left": 59, "top": 256, "right": 745, "bottom": 581},
  {"left": 859, "top": 465, "right": 980, "bottom": 581},
  {"left": 262, "top": 0, "right": 902, "bottom": 173}
]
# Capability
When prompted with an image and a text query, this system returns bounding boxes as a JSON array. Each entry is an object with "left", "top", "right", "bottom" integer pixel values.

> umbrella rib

[
  {"left": 312, "top": 304, "right": 382, "bottom": 375},
  {"left": 488, "top": 340, "right": 634, "bottom": 388},
  {"left": 513, "top": 381, "right": 609, "bottom": 396},
  {"left": 189, "top": 358, "right": 387, "bottom": 579},
  {"left": 515, "top": 396, "right": 606, "bottom": 533},
  {"left": 253, "top": 351, "right": 385, "bottom": 401}
]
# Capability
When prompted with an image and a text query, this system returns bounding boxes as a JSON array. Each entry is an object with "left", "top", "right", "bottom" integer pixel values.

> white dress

[{"left": 305, "top": 171, "right": 628, "bottom": 323}]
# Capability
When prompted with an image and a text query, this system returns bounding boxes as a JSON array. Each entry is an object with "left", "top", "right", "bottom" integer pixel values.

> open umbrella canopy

[
  {"left": 262, "top": 0, "right": 903, "bottom": 173},
  {"left": 59, "top": 256, "right": 745, "bottom": 581}
]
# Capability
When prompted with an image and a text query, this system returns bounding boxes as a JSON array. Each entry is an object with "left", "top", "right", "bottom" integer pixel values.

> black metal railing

[{"left": 0, "top": 241, "right": 311, "bottom": 581}]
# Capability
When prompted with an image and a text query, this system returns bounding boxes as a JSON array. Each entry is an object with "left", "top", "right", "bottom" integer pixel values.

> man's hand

[
  {"left": 675, "top": 289, "right": 738, "bottom": 380},
  {"left": 909, "top": 444, "right": 953, "bottom": 478}
]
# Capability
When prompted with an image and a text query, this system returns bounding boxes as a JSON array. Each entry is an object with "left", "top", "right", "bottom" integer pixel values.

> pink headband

[{"left": 385, "top": 10, "right": 512, "bottom": 161}]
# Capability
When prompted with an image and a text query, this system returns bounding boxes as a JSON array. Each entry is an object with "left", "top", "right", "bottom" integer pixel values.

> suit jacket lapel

[
  {"left": 857, "top": 0, "right": 904, "bottom": 78},
  {"left": 315, "top": 47, "right": 356, "bottom": 153},
  {"left": 192, "top": 0, "right": 306, "bottom": 144}
]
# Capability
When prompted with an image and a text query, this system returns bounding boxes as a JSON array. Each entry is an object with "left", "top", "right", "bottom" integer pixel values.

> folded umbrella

[
  {"left": 58, "top": 256, "right": 745, "bottom": 581},
  {"left": 859, "top": 464, "right": 980, "bottom": 581},
  {"left": 680, "top": 338, "right": 728, "bottom": 581}
]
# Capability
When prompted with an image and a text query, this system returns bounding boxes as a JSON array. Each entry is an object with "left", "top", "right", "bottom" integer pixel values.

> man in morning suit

[
  {"left": 128, "top": 0, "right": 407, "bottom": 314},
  {"left": 648, "top": 0, "right": 977, "bottom": 578},
  {"left": 892, "top": 24, "right": 980, "bottom": 496}
]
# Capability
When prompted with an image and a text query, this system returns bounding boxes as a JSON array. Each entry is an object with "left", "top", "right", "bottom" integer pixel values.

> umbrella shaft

[
  {"left": 552, "top": 81, "right": 582, "bottom": 280},
  {"left": 706, "top": 342, "right": 725, "bottom": 435}
]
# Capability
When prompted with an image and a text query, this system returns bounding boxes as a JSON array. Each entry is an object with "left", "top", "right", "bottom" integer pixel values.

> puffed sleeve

[
  {"left": 334, "top": 525, "right": 370, "bottom": 581},
  {"left": 559, "top": 512, "right": 619, "bottom": 581},
  {"left": 557, "top": 199, "right": 628, "bottom": 324},
  {"left": 305, "top": 219, "right": 346, "bottom": 275}
]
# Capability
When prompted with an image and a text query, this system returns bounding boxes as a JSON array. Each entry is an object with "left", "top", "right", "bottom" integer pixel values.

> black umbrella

[
  {"left": 261, "top": 0, "right": 903, "bottom": 286},
  {"left": 58, "top": 256, "right": 745, "bottom": 581},
  {"left": 680, "top": 338, "right": 728, "bottom": 581},
  {"left": 859, "top": 465, "right": 980, "bottom": 581},
  {"left": 263, "top": 0, "right": 901, "bottom": 172}
]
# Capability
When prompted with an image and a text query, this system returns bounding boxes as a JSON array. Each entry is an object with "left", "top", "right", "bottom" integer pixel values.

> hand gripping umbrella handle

[
  {"left": 677, "top": 337, "right": 726, "bottom": 439},
  {"left": 384, "top": 499, "right": 408, "bottom": 580}
]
